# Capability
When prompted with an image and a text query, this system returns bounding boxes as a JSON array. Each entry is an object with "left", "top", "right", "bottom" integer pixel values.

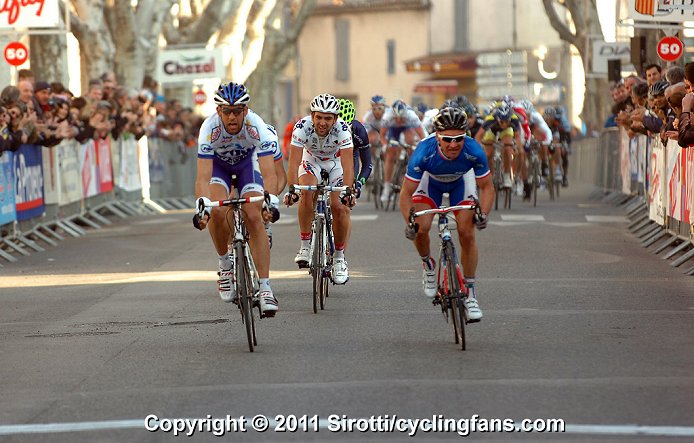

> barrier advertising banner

[
  {"left": 649, "top": 138, "right": 665, "bottom": 226},
  {"left": 95, "top": 137, "right": 114, "bottom": 193},
  {"left": 666, "top": 140, "right": 682, "bottom": 221},
  {"left": 80, "top": 140, "right": 99, "bottom": 198},
  {"left": 57, "top": 139, "right": 83, "bottom": 204},
  {"left": 620, "top": 129, "right": 631, "bottom": 194},
  {"left": 683, "top": 144, "right": 694, "bottom": 224},
  {"left": 117, "top": 136, "right": 142, "bottom": 191},
  {"left": 42, "top": 146, "right": 58, "bottom": 205},
  {"left": 14, "top": 144, "right": 44, "bottom": 221},
  {"left": 0, "top": 151, "right": 16, "bottom": 225}
]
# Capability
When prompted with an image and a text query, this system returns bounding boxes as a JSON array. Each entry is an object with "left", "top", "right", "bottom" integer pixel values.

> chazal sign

[
  {"left": 0, "top": 0, "right": 60, "bottom": 29},
  {"left": 156, "top": 47, "right": 225, "bottom": 84}
]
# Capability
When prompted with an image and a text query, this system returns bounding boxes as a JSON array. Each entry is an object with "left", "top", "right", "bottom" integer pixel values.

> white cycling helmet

[{"left": 310, "top": 93, "right": 340, "bottom": 114}]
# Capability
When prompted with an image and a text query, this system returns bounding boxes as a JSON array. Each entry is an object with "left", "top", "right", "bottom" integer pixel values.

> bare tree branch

[
  {"left": 183, "top": 0, "right": 240, "bottom": 43},
  {"left": 542, "top": 0, "right": 577, "bottom": 47}
]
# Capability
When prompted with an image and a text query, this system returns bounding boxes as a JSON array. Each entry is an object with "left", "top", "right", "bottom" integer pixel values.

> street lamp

[{"left": 533, "top": 45, "right": 559, "bottom": 80}]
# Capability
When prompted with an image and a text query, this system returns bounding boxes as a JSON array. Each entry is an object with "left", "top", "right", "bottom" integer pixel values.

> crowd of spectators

[
  {"left": 604, "top": 62, "right": 693, "bottom": 148},
  {"left": 0, "top": 70, "right": 204, "bottom": 155}
]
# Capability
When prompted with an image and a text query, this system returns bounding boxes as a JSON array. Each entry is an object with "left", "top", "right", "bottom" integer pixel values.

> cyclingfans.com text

[{"left": 144, "top": 413, "right": 566, "bottom": 437}]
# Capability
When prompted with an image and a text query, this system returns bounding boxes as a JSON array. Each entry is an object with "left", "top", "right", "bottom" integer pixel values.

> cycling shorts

[
  {"left": 411, "top": 171, "right": 476, "bottom": 208},
  {"left": 482, "top": 127, "right": 514, "bottom": 143},
  {"left": 386, "top": 126, "right": 413, "bottom": 143},
  {"left": 298, "top": 151, "right": 344, "bottom": 187},
  {"left": 210, "top": 155, "right": 265, "bottom": 196}
]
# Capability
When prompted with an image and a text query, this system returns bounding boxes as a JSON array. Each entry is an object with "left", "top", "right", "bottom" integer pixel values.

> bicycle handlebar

[
  {"left": 290, "top": 184, "right": 350, "bottom": 193},
  {"left": 204, "top": 196, "right": 265, "bottom": 207},
  {"left": 408, "top": 196, "right": 482, "bottom": 225}
]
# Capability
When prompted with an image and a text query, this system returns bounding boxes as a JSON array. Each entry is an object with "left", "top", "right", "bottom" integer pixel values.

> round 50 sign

[
  {"left": 4, "top": 41, "right": 28, "bottom": 66},
  {"left": 657, "top": 36, "right": 683, "bottom": 62}
]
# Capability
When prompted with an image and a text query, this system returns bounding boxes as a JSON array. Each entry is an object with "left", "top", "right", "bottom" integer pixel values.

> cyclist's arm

[
  {"left": 274, "top": 157, "right": 287, "bottom": 194},
  {"left": 399, "top": 178, "right": 418, "bottom": 222},
  {"left": 474, "top": 125, "right": 485, "bottom": 143},
  {"left": 287, "top": 144, "right": 303, "bottom": 186},
  {"left": 195, "top": 157, "right": 213, "bottom": 200},
  {"left": 257, "top": 153, "right": 276, "bottom": 196},
  {"left": 340, "top": 147, "right": 355, "bottom": 189},
  {"left": 415, "top": 124, "right": 426, "bottom": 140},
  {"left": 356, "top": 147, "right": 372, "bottom": 183},
  {"left": 476, "top": 174, "right": 494, "bottom": 216},
  {"left": 379, "top": 126, "right": 388, "bottom": 146}
]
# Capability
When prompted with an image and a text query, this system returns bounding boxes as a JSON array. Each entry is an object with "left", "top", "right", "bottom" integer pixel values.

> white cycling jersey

[
  {"left": 290, "top": 115, "right": 353, "bottom": 160},
  {"left": 362, "top": 108, "right": 389, "bottom": 132},
  {"left": 266, "top": 124, "right": 282, "bottom": 161},
  {"left": 382, "top": 108, "right": 422, "bottom": 129},
  {"left": 197, "top": 109, "right": 275, "bottom": 165},
  {"left": 530, "top": 110, "right": 553, "bottom": 146}
]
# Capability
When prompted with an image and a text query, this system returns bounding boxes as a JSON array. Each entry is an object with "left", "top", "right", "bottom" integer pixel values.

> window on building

[
  {"left": 335, "top": 19, "right": 350, "bottom": 81},
  {"left": 387, "top": 39, "right": 396, "bottom": 75}
]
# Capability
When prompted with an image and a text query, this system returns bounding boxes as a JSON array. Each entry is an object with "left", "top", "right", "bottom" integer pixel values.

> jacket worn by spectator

[{"left": 677, "top": 111, "right": 693, "bottom": 147}]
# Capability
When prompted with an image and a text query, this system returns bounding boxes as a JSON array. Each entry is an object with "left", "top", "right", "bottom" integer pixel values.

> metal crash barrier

[
  {"left": 0, "top": 135, "right": 195, "bottom": 265},
  {"left": 571, "top": 128, "right": 694, "bottom": 275}
]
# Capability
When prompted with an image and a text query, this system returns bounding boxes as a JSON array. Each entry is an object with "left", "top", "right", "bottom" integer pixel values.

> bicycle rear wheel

[
  {"left": 235, "top": 243, "right": 254, "bottom": 352},
  {"left": 311, "top": 218, "right": 324, "bottom": 314}
]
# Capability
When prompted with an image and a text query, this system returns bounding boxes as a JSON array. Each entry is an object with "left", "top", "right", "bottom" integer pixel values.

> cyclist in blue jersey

[
  {"left": 400, "top": 107, "right": 494, "bottom": 322},
  {"left": 338, "top": 98, "right": 372, "bottom": 198},
  {"left": 193, "top": 82, "right": 279, "bottom": 317}
]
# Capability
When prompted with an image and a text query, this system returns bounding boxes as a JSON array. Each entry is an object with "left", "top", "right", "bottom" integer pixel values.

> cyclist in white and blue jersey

[
  {"left": 338, "top": 98, "right": 372, "bottom": 198},
  {"left": 193, "top": 82, "right": 279, "bottom": 317},
  {"left": 400, "top": 106, "right": 494, "bottom": 322},
  {"left": 379, "top": 99, "right": 427, "bottom": 202}
]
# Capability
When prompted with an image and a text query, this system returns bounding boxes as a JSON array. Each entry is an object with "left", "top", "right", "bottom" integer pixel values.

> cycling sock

[
  {"left": 300, "top": 232, "right": 311, "bottom": 249},
  {"left": 334, "top": 247, "right": 345, "bottom": 260},
  {"left": 258, "top": 278, "right": 271, "bottom": 292},
  {"left": 219, "top": 254, "right": 232, "bottom": 271},
  {"left": 464, "top": 276, "right": 476, "bottom": 297},
  {"left": 421, "top": 255, "right": 435, "bottom": 271}
]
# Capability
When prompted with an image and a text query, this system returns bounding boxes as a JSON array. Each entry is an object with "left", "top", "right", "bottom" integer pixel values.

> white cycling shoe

[
  {"left": 333, "top": 258, "right": 349, "bottom": 285},
  {"left": 217, "top": 268, "right": 235, "bottom": 303},
  {"left": 259, "top": 290, "right": 278, "bottom": 317},
  {"left": 294, "top": 246, "right": 310, "bottom": 268},
  {"left": 463, "top": 296, "right": 482, "bottom": 322},
  {"left": 422, "top": 266, "right": 437, "bottom": 298}
]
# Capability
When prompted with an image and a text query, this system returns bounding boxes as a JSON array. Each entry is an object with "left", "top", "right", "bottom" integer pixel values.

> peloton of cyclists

[
  {"left": 474, "top": 102, "right": 522, "bottom": 189},
  {"left": 193, "top": 82, "right": 279, "bottom": 317},
  {"left": 284, "top": 93, "right": 356, "bottom": 285},
  {"left": 542, "top": 106, "right": 571, "bottom": 187}
]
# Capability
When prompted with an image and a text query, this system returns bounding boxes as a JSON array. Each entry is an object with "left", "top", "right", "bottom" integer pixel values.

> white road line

[
  {"left": 500, "top": 214, "right": 546, "bottom": 222},
  {"left": 585, "top": 215, "right": 629, "bottom": 223},
  {"left": 2, "top": 419, "right": 694, "bottom": 437}
]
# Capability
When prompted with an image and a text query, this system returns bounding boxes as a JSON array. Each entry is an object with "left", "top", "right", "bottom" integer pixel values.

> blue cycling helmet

[
  {"left": 416, "top": 103, "right": 429, "bottom": 114},
  {"left": 441, "top": 99, "right": 461, "bottom": 109},
  {"left": 462, "top": 102, "right": 479, "bottom": 118},
  {"left": 214, "top": 82, "right": 250, "bottom": 106},
  {"left": 493, "top": 104, "right": 513, "bottom": 122},
  {"left": 543, "top": 107, "right": 557, "bottom": 120},
  {"left": 370, "top": 95, "right": 387, "bottom": 106},
  {"left": 392, "top": 99, "right": 407, "bottom": 116}
]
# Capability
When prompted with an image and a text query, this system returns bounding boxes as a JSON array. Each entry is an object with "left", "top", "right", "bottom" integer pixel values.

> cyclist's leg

[
  {"left": 451, "top": 180, "right": 482, "bottom": 320},
  {"left": 236, "top": 158, "right": 270, "bottom": 280},
  {"left": 383, "top": 127, "right": 405, "bottom": 187},
  {"left": 561, "top": 142, "right": 569, "bottom": 186},
  {"left": 207, "top": 160, "right": 234, "bottom": 256},
  {"left": 411, "top": 174, "right": 441, "bottom": 297},
  {"left": 295, "top": 155, "right": 319, "bottom": 265},
  {"left": 482, "top": 141, "right": 494, "bottom": 176}
]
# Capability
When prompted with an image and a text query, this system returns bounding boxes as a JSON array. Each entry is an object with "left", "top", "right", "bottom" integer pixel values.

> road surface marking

[
  {"left": 585, "top": 215, "right": 629, "bottom": 223},
  {"left": 500, "top": 215, "right": 546, "bottom": 221}
]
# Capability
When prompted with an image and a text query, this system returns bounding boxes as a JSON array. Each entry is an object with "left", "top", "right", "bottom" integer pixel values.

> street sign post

[
  {"left": 656, "top": 36, "right": 683, "bottom": 62},
  {"left": 4, "top": 41, "right": 27, "bottom": 66}
]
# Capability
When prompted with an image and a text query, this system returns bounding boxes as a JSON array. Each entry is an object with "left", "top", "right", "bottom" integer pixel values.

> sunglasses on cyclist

[
  {"left": 219, "top": 106, "right": 245, "bottom": 116},
  {"left": 437, "top": 134, "right": 466, "bottom": 143}
]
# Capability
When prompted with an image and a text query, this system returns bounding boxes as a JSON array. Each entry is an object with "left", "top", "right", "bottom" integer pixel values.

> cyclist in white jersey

[
  {"left": 362, "top": 94, "right": 388, "bottom": 147},
  {"left": 379, "top": 99, "right": 427, "bottom": 202},
  {"left": 193, "top": 82, "right": 279, "bottom": 317},
  {"left": 284, "top": 93, "right": 356, "bottom": 284}
]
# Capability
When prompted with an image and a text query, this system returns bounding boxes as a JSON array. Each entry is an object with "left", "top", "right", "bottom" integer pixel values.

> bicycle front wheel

[
  {"left": 444, "top": 242, "right": 465, "bottom": 350},
  {"left": 312, "top": 218, "right": 324, "bottom": 314},
  {"left": 235, "top": 243, "right": 255, "bottom": 352}
]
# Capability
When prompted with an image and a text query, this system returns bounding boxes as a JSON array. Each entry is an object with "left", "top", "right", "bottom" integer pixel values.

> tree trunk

[
  {"left": 71, "top": 0, "right": 116, "bottom": 90},
  {"left": 29, "top": 34, "right": 68, "bottom": 85}
]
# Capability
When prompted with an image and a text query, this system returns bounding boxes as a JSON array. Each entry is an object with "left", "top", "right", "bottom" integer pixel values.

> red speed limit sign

[
  {"left": 4, "top": 41, "right": 28, "bottom": 66},
  {"left": 657, "top": 36, "right": 683, "bottom": 62}
]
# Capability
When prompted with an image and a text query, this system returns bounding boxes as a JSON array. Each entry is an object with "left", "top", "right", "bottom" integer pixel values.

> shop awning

[
  {"left": 405, "top": 52, "right": 478, "bottom": 74},
  {"left": 413, "top": 79, "right": 459, "bottom": 94}
]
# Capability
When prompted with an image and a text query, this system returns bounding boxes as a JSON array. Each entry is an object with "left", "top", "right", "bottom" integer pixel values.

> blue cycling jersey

[{"left": 406, "top": 134, "right": 490, "bottom": 183}]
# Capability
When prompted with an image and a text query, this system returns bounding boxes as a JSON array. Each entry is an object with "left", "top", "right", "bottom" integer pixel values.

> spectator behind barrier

[
  {"left": 665, "top": 65, "right": 685, "bottom": 85},
  {"left": 676, "top": 62, "right": 694, "bottom": 147},
  {"left": 645, "top": 63, "right": 663, "bottom": 86}
]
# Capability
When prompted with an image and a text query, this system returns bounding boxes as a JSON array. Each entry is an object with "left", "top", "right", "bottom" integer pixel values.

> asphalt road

[{"left": 1, "top": 183, "right": 693, "bottom": 442}]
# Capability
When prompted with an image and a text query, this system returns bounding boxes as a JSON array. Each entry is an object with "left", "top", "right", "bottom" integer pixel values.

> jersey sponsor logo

[
  {"left": 464, "top": 153, "right": 478, "bottom": 162},
  {"left": 200, "top": 143, "right": 213, "bottom": 154},
  {"left": 211, "top": 125, "right": 221, "bottom": 143},
  {"left": 246, "top": 124, "right": 260, "bottom": 140}
]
